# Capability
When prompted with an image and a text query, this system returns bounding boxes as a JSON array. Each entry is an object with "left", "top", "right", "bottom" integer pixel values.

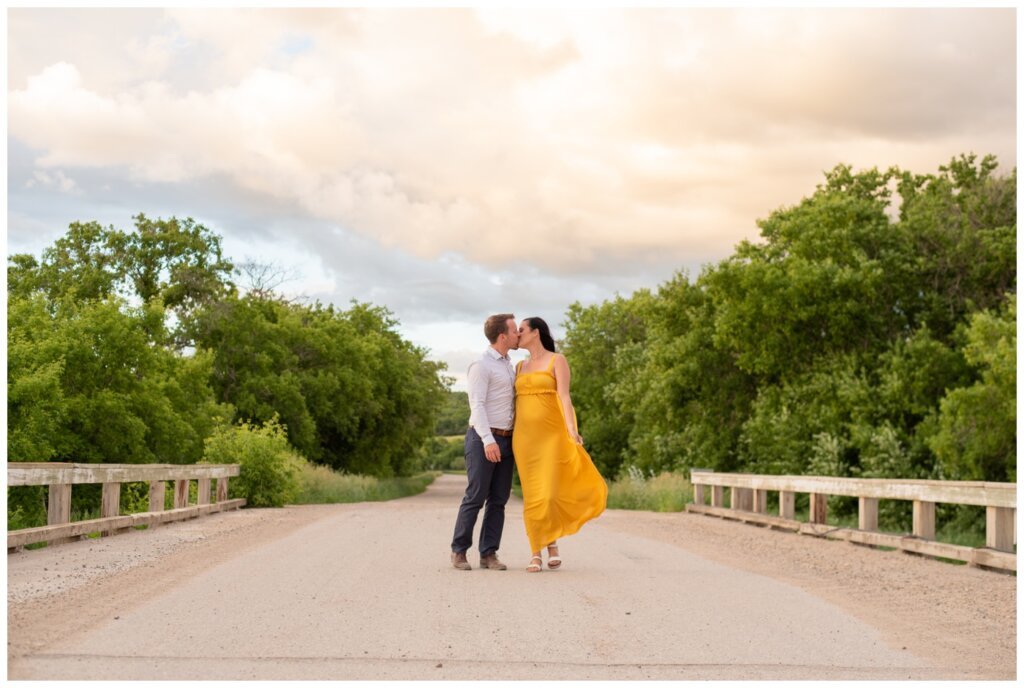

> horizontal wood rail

[
  {"left": 8, "top": 463, "right": 245, "bottom": 550},
  {"left": 688, "top": 471, "right": 1016, "bottom": 573},
  {"left": 8, "top": 462, "right": 241, "bottom": 486}
]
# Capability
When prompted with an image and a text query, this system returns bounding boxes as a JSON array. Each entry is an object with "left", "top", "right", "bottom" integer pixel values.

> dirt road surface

[{"left": 7, "top": 474, "right": 1015, "bottom": 680}]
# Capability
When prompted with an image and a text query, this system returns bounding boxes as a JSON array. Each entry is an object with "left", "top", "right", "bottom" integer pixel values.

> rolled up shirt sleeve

[{"left": 467, "top": 361, "right": 495, "bottom": 445}]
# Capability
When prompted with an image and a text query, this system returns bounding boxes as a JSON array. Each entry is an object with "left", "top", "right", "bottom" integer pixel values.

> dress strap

[
  {"left": 516, "top": 360, "right": 523, "bottom": 374},
  {"left": 546, "top": 353, "right": 557, "bottom": 372}
]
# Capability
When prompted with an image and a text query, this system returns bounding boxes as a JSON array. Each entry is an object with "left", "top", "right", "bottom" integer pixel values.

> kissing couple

[{"left": 450, "top": 313, "right": 607, "bottom": 573}]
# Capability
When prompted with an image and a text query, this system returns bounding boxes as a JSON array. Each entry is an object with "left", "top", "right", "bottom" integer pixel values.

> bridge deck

[{"left": 7, "top": 474, "right": 1015, "bottom": 680}]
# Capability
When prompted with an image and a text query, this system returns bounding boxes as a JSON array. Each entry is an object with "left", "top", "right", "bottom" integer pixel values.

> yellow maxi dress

[{"left": 513, "top": 356, "right": 607, "bottom": 554}]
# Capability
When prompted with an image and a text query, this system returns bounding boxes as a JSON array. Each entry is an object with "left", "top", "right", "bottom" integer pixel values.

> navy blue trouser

[{"left": 450, "top": 428, "right": 515, "bottom": 557}]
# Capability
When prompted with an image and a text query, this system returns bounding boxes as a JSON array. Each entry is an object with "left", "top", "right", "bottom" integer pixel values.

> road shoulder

[{"left": 596, "top": 508, "right": 1016, "bottom": 680}]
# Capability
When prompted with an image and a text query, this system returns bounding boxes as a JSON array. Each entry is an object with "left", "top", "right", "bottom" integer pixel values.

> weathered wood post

[
  {"left": 148, "top": 480, "right": 166, "bottom": 529},
  {"left": 731, "top": 487, "right": 753, "bottom": 511},
  {"left": 101, "top": 482, "right": 123, "bottom": 535},
  {"left": 690, "top": 467, "right": 711, "bottom": 507},
  {"left": 752, "top": 489, "right": 768, "bottom": 514},
  {"left": 986, "top": 506, "right": 1015, "bottom": 552},
  {"left": 198, "top": 478, "right": 212, "bottom": 506},
  {"left": 692, "top": 484, "right": 705, "bottom": 506},
  {"left": 711, "top": 485, "right": 724, "bottom": 507},
  {"left": 47, "top": 482, "right": 73, "bottom": 546},
  {"left": 779, "top": 491, "right": 795, "bottom": 520},
  {"left": 809, "top": 493, "right": 827, "bottom": 524},
  {"left": 913, "top": 500, "right": 935, "bottom": 540},
  {"left": 174, "top": 479, "right": 189, "bottom": 509},
  {"left": 858, "top": 497, "right": 879, "bottom": 531},
  {"left": 216, "top": 477, "right": 230, "bottom": 502}
]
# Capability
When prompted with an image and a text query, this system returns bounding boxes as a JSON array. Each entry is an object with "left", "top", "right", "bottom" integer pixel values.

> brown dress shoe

[
  {"left": 479, "top": 553, "right": 507, "bottom": 570},
  {"left": 451, "top": 551, "right": 472, "bottom": 570}
]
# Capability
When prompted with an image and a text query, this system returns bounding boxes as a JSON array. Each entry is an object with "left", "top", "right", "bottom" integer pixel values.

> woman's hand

[{"left": 570, "top": 430, "right": 584, "bottom": 445}]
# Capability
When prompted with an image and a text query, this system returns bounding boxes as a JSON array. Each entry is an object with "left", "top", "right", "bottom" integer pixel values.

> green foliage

[
  {"left": 435, "top": 391, "right": 469, "bottom": 436},
  {"left": 562, "top": 291, "right": 654, "bottom": 477},
  {"left": 7, "top": 212, "right": 236, "bottom": 528},
  {"left": 896, "top": 154, "right": 1016, "bottom": 337},
  {"left": 8, "top": 214, "right": 235, "bottom": 348},
  {"left": 7, "top": 487, "right": 46, "bottom": 530},
  {"left": 929, "top": 294, "right": 1016, "bottom": 481},
  {"left": 8, "top": 152, "right": 1014, "bottom": 535},
  {"left": 629, "top": 276, "right": 756, "bottom": 475},
  {"left": 421, "top": 435, "right": 466, "bottom": 471},
  {"left": 120, "top": 214, "right": 235, "bottom": 321},
  {"left": 7, "top": 295, "right": 66, "bottom": 462},
  {"left": 7, "top": 292, "right": 230, "bottom": 465},
  {"left": 8, "top": 214, "right": 452, "bottom": 529},
  {"left": 707, "top": 165, "right": 909, "bottom": 380},
  {"left": 195, "top": 296, "right": 446, "bottom": 477},
  {"left": 202, "top": 417, "right": 305, "bottom": 508},
  {"left": 562, "top": 154, "right": 1015, "bottom": 501}
]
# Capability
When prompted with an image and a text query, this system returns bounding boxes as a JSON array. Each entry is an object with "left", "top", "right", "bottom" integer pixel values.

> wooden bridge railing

[
  {"left": 7, "top": 463, "right": 245, "bottom": 550},
  {"left": 688, "top": 471, "right": 1016, "bottom": 572}
]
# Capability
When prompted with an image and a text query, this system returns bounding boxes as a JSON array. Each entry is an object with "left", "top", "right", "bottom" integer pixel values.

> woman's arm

[{"left": 552, "top": 354, "right": 583, "bottom": 445}]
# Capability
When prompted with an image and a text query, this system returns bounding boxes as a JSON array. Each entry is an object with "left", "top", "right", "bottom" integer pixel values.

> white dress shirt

[{"left": 467, "top": 346, "right": 515, "bottom": 446}]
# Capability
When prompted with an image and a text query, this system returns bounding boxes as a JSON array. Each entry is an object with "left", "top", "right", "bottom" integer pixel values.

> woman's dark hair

[{"left": 526, "top": 317, "right": 556, "bottom": 353}]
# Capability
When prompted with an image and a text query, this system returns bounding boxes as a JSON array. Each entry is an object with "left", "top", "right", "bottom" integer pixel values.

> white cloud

[
  {"left": 10, "top": 8, "right": 1014, "bottom": 276},
  {"left": 6, "top": 8, "right": 1016, "bottom": 387},
  {"left": 25, "top": 168, "right": 81, "bottom": 194}
]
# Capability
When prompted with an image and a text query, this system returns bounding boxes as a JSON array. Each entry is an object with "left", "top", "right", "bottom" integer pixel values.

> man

[{"left": 450, "top": 313, "right": 519, "bottom": 571}]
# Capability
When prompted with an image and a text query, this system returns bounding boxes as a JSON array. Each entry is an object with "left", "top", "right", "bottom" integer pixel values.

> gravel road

[{"left": 7, "top": 474, "right": 1015, "bottom": 680}]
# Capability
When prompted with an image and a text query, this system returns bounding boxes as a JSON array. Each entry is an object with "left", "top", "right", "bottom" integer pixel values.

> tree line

[
  {"left": 8, "top": 214, "right": 448, "bottom": 485},
  {"left": 562, "top": 154, "right": 1016, "bottom": 497},
  {"left": 8, "top": 154, "right": 1015, "bottom": 527}
]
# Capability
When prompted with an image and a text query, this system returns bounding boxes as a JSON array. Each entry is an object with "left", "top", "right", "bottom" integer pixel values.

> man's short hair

[{"left": 484, "top": 313, "right": 515, "bottom": 344}]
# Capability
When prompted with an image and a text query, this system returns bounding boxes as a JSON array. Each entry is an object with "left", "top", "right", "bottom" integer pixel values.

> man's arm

[{"left": 467, "top": 361, "right": 496, "bottom": 447}]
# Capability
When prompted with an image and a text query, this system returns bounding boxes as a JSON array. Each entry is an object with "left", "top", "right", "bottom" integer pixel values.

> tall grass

[
  {"left": 606, "top": 469, "right": 692, "bottom": 512},
  {"left": 292, "top": 463, "right": 440, "bottom": 504}
]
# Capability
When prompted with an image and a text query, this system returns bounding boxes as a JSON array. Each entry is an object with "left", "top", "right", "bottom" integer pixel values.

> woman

[{"left": 513, "top": 317, "right": 607, "bottom": 572}]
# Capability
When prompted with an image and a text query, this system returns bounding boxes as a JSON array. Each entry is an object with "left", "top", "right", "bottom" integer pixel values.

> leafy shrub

[
  {"left": 202, "top": 416, "right": 305, "bottom": 507},
  {"left": 7, "top": 486, "right": 47, "bottom": 530}
]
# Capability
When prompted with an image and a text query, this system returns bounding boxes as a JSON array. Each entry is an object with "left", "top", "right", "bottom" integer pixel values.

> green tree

[
  {"left": 7, "top": 292, "right": 229, "bottom": 465},
  {"left": 562, "top": 290, "right": 653, "bottom": 477},
  {"left": 622, "top": 274, "right": 756, "bottom": 475},
  {"left": 332, "top": 302, "right": 448, "bottom": 476},
  {"left": 897, "top": 154, "right": 1016, "bottom": 338},
  {"left": 8, "top": 217, "right": 236, "bottom": 525},
  {"left": 705, "top": 164, "right": 912, "bottom": 381},
  {"left": 434, "top": 391, "right": 469, "bottom": 436},
  {"left": 7, "top": 293, "right": 67, "bottom": 463},
  {"left": 8, "top": 214, "right": 235, "bottom": 347},
  {"left": 195, "top": 295, "right": 446, "bottom": 476},
  {"left": 929, "top": 294, "right": 1016, "bottom": 481},
  {"left": 560, "top": 154, "right": 1015, "bottom": 487},
  {"left": 13, "top": 221, "right": 124, "bottom": 302}
]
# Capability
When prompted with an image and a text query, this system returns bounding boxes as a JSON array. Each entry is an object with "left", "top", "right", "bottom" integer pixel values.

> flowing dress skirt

[{"left": 513, "top": 369, "right": 607, "bottom": 553}]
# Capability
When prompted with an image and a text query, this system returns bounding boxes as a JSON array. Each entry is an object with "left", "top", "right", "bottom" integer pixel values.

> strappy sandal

[
  {"left": 547, "top": 543, "right": 562, "bottom": 570},
  {"left": 527, "top": 555, "right": 543, "bottom": 573}
]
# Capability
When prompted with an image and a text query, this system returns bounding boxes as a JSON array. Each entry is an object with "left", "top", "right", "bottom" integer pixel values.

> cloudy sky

[{"left": 6, "top": 7, "right": 1017, "bottom": 389}]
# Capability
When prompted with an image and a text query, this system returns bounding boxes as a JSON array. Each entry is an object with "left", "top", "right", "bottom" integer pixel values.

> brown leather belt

[{"left": 490, "top": 427, "right": 513, "bottom": 437}]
